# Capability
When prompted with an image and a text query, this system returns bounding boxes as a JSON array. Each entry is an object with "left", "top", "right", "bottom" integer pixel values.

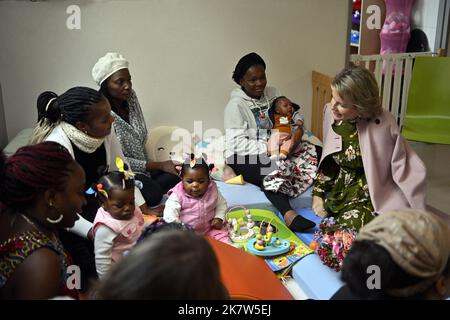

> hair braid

[
  {"left": 30, "top": 86, "right": 103, "bottom": 144},
  {"left": 0, "top": 142, "right": 75, "bottom": 211}
]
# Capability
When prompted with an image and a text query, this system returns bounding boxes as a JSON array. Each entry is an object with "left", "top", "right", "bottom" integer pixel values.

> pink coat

[
  {"left": 320, "top": 103, "right": 427, "bottom": 214},
  {"left": 93, "top": 207, "right": 145, "bottom": 263}
]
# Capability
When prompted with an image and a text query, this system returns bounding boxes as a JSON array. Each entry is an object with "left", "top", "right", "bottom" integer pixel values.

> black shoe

[{"left": 285, "top": 214, "right": 316, "bottom": 233}]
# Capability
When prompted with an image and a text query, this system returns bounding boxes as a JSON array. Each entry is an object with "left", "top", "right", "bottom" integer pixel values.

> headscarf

[
  {"left": 92, "top": 52, "right": 129, "bottom": 86},
  {"left": 357, "top": 209, "right": 450, "bottom": 297}
]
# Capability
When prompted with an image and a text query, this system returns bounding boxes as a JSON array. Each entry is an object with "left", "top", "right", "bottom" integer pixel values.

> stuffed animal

[
  {"left": 145, "top": 126, "right": 238, "bottom": 182},
  {"left": 145, "top": 126, "right": 192, "bottom": 163}
]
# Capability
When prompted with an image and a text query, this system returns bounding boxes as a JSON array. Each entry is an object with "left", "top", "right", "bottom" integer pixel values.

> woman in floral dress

[
  {"left": 312, "top": 65, "right": 427, "bottom": 233},
  {"left": 313, "top": 119, "right": 375, "bottom": 230}
]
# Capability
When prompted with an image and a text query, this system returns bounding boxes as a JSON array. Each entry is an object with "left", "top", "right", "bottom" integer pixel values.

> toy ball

[
  {"left": 275, "top": 240, "right": 282, "bottom": 246},
  {"left": 309, "top": 240, "right": 319, "bottom": 250},
  {"left": 256, "top": 239, "right": 264, "bottom": 245},
  {"left": 256, "top": 234, "right": 262, "bottom": 240},
  {"left": 267, "top": 225, "right": 274, "bottom": 233}
]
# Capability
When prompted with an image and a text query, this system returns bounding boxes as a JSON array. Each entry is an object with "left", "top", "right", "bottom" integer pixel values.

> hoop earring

[
  {"left": 47, "top": 201, "right": 63, "bottom": 224},
  {"left": 46, "top": 214, "right": 64, "bottom": 224}
]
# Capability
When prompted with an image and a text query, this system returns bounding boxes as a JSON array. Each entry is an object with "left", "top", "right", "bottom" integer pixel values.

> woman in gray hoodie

[{"left": 224, "top": 52, "right": 316, "bottom": 232}]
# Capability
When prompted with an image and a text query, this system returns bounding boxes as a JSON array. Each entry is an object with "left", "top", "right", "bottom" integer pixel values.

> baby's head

[
  {"left": 180, "top": 154, "right": 214, "bottom": 198},
  {"left": 96, "top": 167, "right": 136, "bottom": 220},
  {"left": 272, "top": 96, "right": 294, "bottom": 116}
]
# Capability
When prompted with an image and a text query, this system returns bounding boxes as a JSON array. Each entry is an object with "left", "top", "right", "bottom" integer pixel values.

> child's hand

[
  {"left": 296, "top": 119, "right": 304, "bottom": 127},
  {"left": 259, "top": 112, "right": 266, "bottom": 119},
  {"left": 211, "top": 218, "right": 224, "bottom": 229},
  {"left": 312, "top": 196, "right": 328, "bottom": 217}
]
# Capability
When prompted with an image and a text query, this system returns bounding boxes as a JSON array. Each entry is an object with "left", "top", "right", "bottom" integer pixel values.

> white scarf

[{"left": 61, "top": 122, "right": 106, "bottom": 154}]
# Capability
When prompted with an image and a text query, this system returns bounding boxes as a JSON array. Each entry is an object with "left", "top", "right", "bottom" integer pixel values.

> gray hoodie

[{"left": 224, "top": 86, "right": 280, "bottom": 157}]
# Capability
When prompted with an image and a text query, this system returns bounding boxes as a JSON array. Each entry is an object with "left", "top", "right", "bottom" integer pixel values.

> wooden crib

[{"left": 310, "top": 51, "right": 440, "bottom": 141}]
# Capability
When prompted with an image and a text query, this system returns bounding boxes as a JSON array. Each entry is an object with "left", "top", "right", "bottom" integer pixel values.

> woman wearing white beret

[{"left": 92, "top": 52, "right": 180, "bottom": 212}]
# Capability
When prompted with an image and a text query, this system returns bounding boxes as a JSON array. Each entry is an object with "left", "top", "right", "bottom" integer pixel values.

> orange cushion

[{"left": 207, "top": 238, "right": 293, "bottom": 300}]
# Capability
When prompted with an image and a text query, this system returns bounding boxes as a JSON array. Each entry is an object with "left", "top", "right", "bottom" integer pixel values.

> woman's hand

[
  {"left": 312, "top": 195, "right": 328, "bottom": 217},
  {"left": 211, "top": 218, "right": 224, "bottom": 230},
  {"left": 146, "top": 160, "right": 180, "bottom": 176}
]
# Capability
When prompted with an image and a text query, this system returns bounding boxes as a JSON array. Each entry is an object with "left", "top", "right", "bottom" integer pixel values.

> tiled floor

[{"left": 409, "top": 141, "right": 450, "bottom": 216}]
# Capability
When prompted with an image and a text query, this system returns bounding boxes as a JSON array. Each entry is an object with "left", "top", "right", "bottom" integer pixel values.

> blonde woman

[{"left": 312, "top": 65, "right": 427, "bottom": 231}]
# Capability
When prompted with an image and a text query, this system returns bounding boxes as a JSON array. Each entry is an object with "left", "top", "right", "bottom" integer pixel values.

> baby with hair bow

[
  {"left": 163, "top": 154, "right": 232, "bottom": 244},
  {"left": 92, "top": 158, "right": 145, "bottom": 278}
]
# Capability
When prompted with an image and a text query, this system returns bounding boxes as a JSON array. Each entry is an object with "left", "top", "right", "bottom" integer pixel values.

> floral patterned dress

[
  {"left": 313, "top": 119, "right": 377, "bottom": 231},
  {"left": 0, "top": 230, "right": 79, "bottom": 299}
]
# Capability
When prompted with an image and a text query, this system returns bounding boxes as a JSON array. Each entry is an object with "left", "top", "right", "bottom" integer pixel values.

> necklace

[{"left": 20, "top": 214, "right": 60, "bottom": 245}]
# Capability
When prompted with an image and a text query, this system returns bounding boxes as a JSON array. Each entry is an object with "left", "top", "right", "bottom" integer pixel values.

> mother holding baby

[{"left": 223, "top": 52, "right": 319, "bottom": 232}]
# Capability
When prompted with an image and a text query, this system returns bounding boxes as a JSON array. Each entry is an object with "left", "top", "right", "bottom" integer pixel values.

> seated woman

[
  {"left": 0, "top": 142, "right": 86, "bottom": 299},
  {"left": 29, "top": 86, "right": 147, "bottom": 291},
  {"left": 92, "top": 52, "right": 180, "bottom": 210},
  {"left": 224, "top": 52, "right": 317, "bottom": 232},
  {"left": 332, "top": 209, "right": 450, "bottom": 300},
  {"left": 312, "top": 65, "right": 427, "bottom": 231}
]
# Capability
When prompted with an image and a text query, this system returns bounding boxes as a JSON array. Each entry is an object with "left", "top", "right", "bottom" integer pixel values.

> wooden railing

[
  {"left": 311, "top": 71, "right": 332, "bottom": 142},
  {"left": 311, "top": 52, "right": 439, "bottom": 141},
  {"left": 350, "top": 52, "right": 436, "bottom": 128}
]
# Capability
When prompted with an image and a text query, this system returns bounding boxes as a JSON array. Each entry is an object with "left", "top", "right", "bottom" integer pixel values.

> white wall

[
  {"left": 0, "top": 0, "right": 349, "bottom": 140},
  {"left": 411, "top": 0, "right": 441, "bottom": 51}
]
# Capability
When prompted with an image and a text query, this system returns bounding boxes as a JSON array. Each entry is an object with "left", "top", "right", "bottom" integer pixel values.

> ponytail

[
  {"left": 30, "top": 86, "right": 103, "bottom": 144},
  {"left": 29, "top": 91, "right": 61, "bottom": 144}
]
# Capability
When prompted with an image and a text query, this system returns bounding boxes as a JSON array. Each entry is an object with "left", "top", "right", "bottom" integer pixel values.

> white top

[
  {"left": 223, "top": 86, "right": 280, "bottom": 158},
  {"left": 45, "top": 124, "right": 146, "bottom": 238},
  {"left": 163, "top": 191, "right": 228, "bottom": 223},
  {"left": 93, "top": 225, "right": 116, "bottom": 278}
]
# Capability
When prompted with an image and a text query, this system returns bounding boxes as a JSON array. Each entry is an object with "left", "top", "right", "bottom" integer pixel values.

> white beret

[{"left": 91, "top": 52, "right": 129, "bottom": 86}]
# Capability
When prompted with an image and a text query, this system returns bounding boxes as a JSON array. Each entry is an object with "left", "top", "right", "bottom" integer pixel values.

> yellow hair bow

[{"left": 116, "top": 157, "right": 135, "bottom": 180}]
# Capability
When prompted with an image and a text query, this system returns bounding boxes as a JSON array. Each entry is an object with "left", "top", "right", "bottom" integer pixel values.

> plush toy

[
  {"left": 145, "top": 126, "right": 193, "bottom": 163},
  {"left": 192, "top": 135, "right": 238, "bottom": 182},
  {"left": 145, "top": 126, "right": 238, "bottom": 181}
]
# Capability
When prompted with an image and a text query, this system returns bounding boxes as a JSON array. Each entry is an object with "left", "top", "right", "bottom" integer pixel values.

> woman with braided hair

[
  {"left": 0, "top": 142, "right": 86, "bottom": 299},
  {"left": 30, "top": 86, "right": 148, "bottom": 291}
]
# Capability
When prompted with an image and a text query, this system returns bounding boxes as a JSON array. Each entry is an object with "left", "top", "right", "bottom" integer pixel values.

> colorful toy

[
  {"left": 226, "top": 208, "right": 305, "bottom": 248},
  {"left": 225, "top": 206, "right": 257, "bottom": 243},
  {"left": 225, "top": 174, "right": 245, "bottom": 185},
  {"left": 246, "top": 220, "right": 291, "bottom": 257}
]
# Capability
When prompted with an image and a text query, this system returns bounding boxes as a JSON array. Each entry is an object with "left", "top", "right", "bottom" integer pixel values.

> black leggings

[
  {"left": 227, "top": 147, "right": 322, "bottom": 215},
  {"left": 136, "top": 171, "right": 180, "bottom": 206},
  {"left": 227, "top": 154, "right": 294, "bottom": 214}
]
